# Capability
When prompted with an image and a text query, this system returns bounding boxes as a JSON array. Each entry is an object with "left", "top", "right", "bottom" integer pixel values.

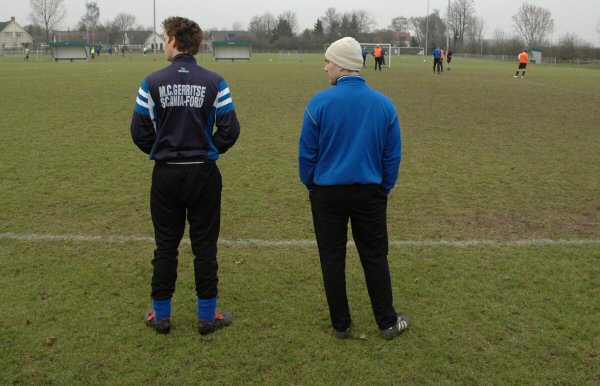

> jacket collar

[
  {"left": 172, "top": 53, "right": 197, "bottom": 63},
  {"left": 337, "top": 75, "right": 365, "bottom": 84}
]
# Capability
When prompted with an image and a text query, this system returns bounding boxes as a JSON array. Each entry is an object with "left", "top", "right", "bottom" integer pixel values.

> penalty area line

[{"left": 1, "top": 232, "right": 600, "bottom": 248}]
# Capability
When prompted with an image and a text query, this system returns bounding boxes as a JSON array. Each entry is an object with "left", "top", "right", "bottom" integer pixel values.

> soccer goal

[
  {"left": 324, "top": 42, "right": 392, "bottom": 68},
  {"left": 278, "top": 50, "right": 299, "bottom": 59},
  {"left": 390, "top": 47, "right": 425, "bottom": 56}
]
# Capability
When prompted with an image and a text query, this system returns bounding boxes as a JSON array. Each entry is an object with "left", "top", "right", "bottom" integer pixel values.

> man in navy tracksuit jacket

[
  {"left": 131, "top": 17, "right": 239, "bottom": 335},
  {"left": 299, "top": 37, "right": 410, "bottom": 340}
]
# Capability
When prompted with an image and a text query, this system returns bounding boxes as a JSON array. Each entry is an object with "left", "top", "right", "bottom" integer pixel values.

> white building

[
  {"left": 0, "top": 17, "right": 33, "bottom": 50},
  {"left": 144, "top": 31, "right": 163, "bottom": 51}
]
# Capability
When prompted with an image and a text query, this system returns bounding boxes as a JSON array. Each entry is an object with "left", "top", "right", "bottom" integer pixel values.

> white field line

[{"left": 1, "top": 232, "right": 600, "bottom": 248}]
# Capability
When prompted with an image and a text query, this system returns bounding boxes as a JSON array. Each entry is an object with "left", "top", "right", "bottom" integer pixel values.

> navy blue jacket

[{"left": 131, "top": 54, "right": 240, "bottom": 160}]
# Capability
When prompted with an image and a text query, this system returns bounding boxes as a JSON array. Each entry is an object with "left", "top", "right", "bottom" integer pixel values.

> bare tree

[
  {"left": 100, "top": 19, "right": 121, "bottom": 46},
  {"left": 322, "top": 7, "right": 341, "bottom": 41},
  {"left": 409, "top": 10, "right": 445, "bottom": 50},
  {"left": 448, "top": 0, "right": 475, "bottom": 50},
  {"left": 248, "top": 13, "right": 276, "bottom": 42},
  {"left": 339, "top": 13, "right": 359, "bottom": 37},
  {"left": 232, "top": 21, "right": 244, "bottom": 31},
  {"left": 409, "top": 16, "right": 426, "bottom": 47},
  {"left": 512, "top": 3, "right": 554, "bottom": 47},
  {"left": 389, "top": 16, "right": 409, "bottom": 32},
  {"left": 81, "top": 1, "right": 100, "bottom": 43},
  {"left": 493, "top": 28, "right": 506, "bottom": 43},
  {"left": 279, "top": 10, "right": 299, "bottom": 35},
  {"left": 557, "top": 32, "right": 579, "bottom": 60},
  {"left": 113, "top": 13, "right": 136, "bottom": 45},
  {"left": 466, "top": 16, "right": 486, "bottom": 54},
  {"left": 28, "top": 0, "right": 67, "bottom": 43},
  {"left": 352, "top": 9, "right": 376, "bottom": 34}
]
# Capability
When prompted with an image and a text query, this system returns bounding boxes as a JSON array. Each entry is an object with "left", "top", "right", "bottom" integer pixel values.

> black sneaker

[
  {"left": 381, "top": 315, "right": 411, "bottom": 340},
  {"left": 334, "top": 325, "right": 352, "bottom": 340},
  {"left": 198, "top": 312, "right": 233, "bottom": 335},
  {"left": 145, "top": 310, "right": 171, "bottom": 334}
]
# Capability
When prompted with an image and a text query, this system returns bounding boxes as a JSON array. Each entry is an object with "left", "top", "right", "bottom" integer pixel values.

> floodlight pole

[
  {"left": 153, "top": 0, "right": 157, "bottom": 62},
  {"left": 446, "top": 0, "right": 450, "bottom": 50},
  {"left": 425, "top": 0, "right": 430, "bottom": 56}
]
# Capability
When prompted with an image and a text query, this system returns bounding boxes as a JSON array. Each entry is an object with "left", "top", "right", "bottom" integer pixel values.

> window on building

[
  {"left": 5, "top": 32, "right": 13, "bottom": 38},
  {"left": 16, "top": 32, "right": 22, "bottom": 38}
]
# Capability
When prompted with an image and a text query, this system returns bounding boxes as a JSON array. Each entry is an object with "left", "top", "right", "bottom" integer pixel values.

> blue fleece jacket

[{"left": 299, "top": 75, "right": 402, "bottom": 194}]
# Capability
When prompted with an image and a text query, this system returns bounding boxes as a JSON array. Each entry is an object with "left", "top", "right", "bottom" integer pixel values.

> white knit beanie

[{"left": 325, "top": 37, "right": 363, "bottom": 71}]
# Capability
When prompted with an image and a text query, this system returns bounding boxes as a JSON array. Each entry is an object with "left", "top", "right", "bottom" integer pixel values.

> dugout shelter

[
  {"left": 212, "top": 41, "right": 252, "bottom": 61},
  {"left": 529, "top": 48, "right": 542, "bottom": 64},
  {"left": 49, "top": 41, "right": 90, "bottom": 61}
]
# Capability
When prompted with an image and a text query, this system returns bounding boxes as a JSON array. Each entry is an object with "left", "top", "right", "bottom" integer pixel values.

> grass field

[{"left": 1, "top": 53, "right": 599, "bottom": 384}]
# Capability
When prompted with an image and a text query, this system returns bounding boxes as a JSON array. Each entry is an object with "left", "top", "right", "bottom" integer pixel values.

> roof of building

[
  {"left": 54, "top": 31, "right": 88, "bottom": 42},
  {"left": 393, "top": 31, "right": 412, "bottom": 41},
  {"left": 212, "top": 40, "right": 252, "bottom": 47},
  {"left": 49, "top": 41, "right": 90, "bottom": 47},
  {"left": 124, "top": 30, "right": 152, "bottom": 44},
  {"left": 1, "top": 18, "right": 34, "bottom": 43},
  {"left": 53, "top": 29, "right": 156, "bottom": 44},
  {"left": 209, "top": 31, "right": 256, "bottom": 41}
]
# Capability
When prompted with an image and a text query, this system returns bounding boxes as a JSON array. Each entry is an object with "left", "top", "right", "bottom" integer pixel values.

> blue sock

[
  {"left": 198, "top": 297, "right": 217, "bottom": 322},
  {"left": 153, "top": 298, "right": 172, "bottom": 322}
]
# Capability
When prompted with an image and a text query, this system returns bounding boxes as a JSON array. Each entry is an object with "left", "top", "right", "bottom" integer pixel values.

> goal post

[
  {"left": 324, "top": 42, "right": 392, "bottom": 68},
  {"left": 278, "top": 50, "right": 299, "bottom": 58},
  {"left": 390, "top": 47, "right": 425, "bottom": 56}
]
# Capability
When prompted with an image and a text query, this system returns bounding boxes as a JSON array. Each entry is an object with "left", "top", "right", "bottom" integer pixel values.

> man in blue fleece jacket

[{"left": 299, "top": 37, "right": 410, "bottom": 340}]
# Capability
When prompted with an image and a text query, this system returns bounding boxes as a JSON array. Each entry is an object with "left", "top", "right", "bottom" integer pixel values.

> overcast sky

[{"left": 4, "top": 0, "right": 600, "bottom": 45}]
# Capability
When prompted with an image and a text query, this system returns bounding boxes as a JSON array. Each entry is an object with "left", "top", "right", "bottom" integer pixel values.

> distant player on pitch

[{"left": 515, "top": 49, "right": 529, "bottom": 79}]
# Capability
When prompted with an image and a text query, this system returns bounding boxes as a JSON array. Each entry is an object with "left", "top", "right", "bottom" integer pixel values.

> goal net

[
  {"left": 390, "top": 47, "right": 424, "bottom": 56},
  {"left": 278, "top": 50, "right": 299, "bottom": 58}
]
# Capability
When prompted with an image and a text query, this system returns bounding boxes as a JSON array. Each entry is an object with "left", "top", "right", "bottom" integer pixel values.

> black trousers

[
  {"left": 310, "top": 185, "right": 397, "bottom": 331},
  {"left": 433, "top": 58, "right": 442, "bottom": 72},
  {"left": 150, "top": 161, "right": 221, "bottom": 301},
  {"left": 375, "top": 57, "right": 383, "bottom": 70}
]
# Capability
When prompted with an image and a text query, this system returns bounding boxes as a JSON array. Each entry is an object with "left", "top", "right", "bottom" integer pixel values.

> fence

[
  {"left": 558, "top": 59, "right": 600, "bottom": 66},
  {"left": 0, "top": 46, "right": 27, "bottom": 56},
  {"left": 458, "top": 53, "right": 557, "bottom": 64}
]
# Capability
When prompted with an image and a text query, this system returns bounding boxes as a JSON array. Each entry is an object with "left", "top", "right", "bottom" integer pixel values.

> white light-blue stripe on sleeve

[
  {"left": 217, "top": 87, "right": 230, "bottom": 100},
  {"left": 147, "top": 92, "right": 155, "bottom": 121},
  {"left": 138, "top": 87, "right": 150, "bottom": 103},
  {"left": 214, "top": 80, "right": 235, "bottom": 115},
  {"left": 216, "top": 97, "right": 232, "bottom": 108},
  {"left": 135, "top": 80, "right": 155, "bottom": 119},
  {"left": 136, "top": 96, "right": 149, "bottom": 108}
]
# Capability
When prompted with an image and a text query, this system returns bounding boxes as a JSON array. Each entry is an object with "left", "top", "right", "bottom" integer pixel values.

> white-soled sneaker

[{"left": 381, "top": 316, "right": 411, "bottom": 340}]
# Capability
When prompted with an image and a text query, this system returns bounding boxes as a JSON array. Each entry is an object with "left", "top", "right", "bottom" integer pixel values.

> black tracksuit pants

[
  {"left": 433, "top": 58, "right": 442, "bottom": 72},
  {"left": 309, "top": 185, "right": 398, "bottom": 331},
  {"left": 150, "top": 161, "right": 221, "bottom": 301}
]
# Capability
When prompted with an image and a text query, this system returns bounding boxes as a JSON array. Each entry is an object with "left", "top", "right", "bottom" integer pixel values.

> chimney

[{"left": 11, "top": 17, "right": 15, "bottom": 21}]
